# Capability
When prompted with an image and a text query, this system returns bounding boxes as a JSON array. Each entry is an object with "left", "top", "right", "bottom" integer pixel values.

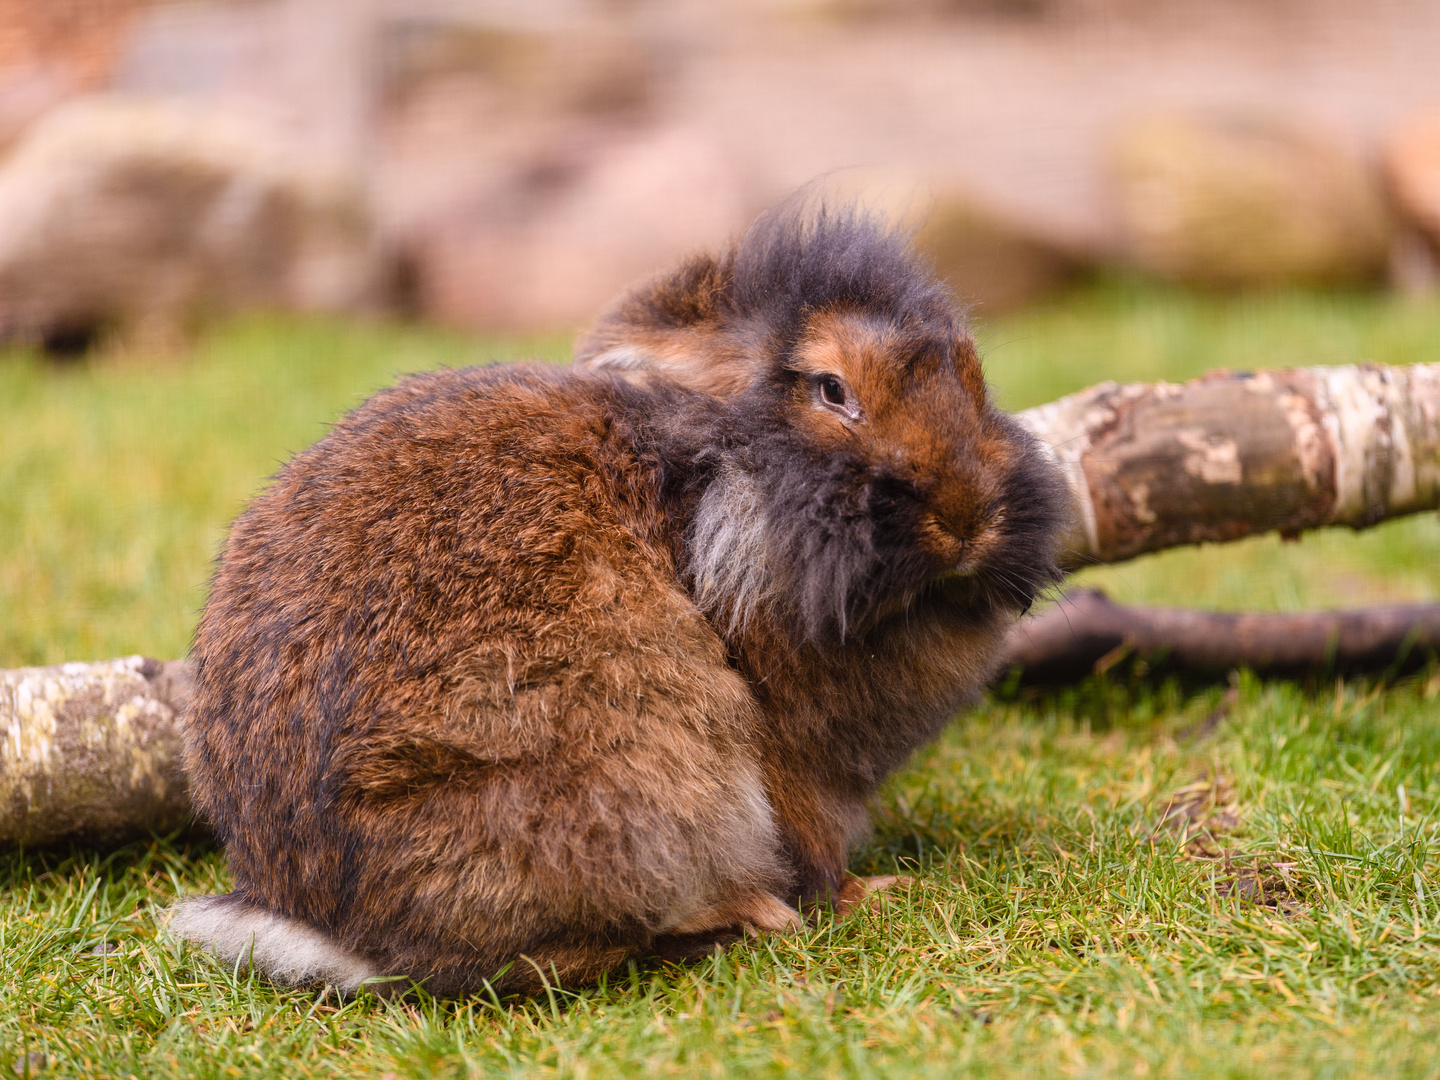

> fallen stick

[
  {"left": 1001, "top": 589, "right": 1440, "bottom": 685},
  {"left": 1020, "top": 362, "right": 1440, "bottom": 567},
  {"left": 0, "top": 657, "right": 192, "bottom": 849},
  {"left": 4, "top": 360, "right": 1437, "bottom": 849},
  {"left": 9, "top": 591, "right": 1434, "bottom": 848}
]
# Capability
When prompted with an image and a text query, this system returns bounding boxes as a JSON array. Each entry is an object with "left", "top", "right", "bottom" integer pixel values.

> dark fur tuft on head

[
  {"left": 724, "top": 200, "right": 963, "bottom": 363},
  {"left": 575, "top": 199, "right": 965, "bottom": 392}
]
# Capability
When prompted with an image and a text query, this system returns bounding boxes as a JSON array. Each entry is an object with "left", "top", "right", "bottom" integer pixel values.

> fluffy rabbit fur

[{"left": 172, "top": 204, "right": 1067, "bottom": 997}]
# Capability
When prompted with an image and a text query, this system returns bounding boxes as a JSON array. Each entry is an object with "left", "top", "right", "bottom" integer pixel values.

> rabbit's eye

[{"left": 820, "top": 378, "right": 846, "bottom": 406}]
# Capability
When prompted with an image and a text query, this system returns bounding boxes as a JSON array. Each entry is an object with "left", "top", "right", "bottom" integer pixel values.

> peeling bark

[
  {"left": 1017, "top": 362, "right": 1440, "bottom": 567},
  {"left": 1002, "top": 589, "right": 1440, "bottom": 685},
  {"left": 1, "top": 656, "right": 192, "bottom": 847}
]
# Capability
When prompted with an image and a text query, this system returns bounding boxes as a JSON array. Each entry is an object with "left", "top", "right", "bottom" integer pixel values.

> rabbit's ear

[
  {"left": 578, "top": 342, "right": 660, "bottom": 373},
  {"left": 575, "top": 251, "right": 758, "bottom": 397},
  {"left": 576, "top": 328, "right": 755, "bottom": 397}
]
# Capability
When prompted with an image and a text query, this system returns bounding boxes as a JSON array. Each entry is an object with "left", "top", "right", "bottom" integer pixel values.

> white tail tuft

[{"left": 165, "top": 894, "right": 383, "bottom": 995}]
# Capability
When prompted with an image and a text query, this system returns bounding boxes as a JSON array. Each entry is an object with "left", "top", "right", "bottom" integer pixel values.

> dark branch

[{"left": 1000, "top": 588, "right": 1440, "bottom": 685}]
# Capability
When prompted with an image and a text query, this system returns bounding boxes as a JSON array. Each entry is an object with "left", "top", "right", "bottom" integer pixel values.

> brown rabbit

[{"left": 170, "top": 202, "right": 1067, "bottom": 997}]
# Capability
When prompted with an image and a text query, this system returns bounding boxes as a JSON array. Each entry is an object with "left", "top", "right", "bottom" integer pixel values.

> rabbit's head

[{"left": 579, "top": 202, "right": 1068, "bottom": 643}]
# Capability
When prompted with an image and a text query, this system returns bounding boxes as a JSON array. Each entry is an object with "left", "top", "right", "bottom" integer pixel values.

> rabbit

[{"left": 169, "top": 202, "right": 1068, "bottom": 998}]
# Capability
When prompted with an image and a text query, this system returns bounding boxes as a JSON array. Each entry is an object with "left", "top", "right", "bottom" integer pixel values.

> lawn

[{"left": 2, "top": 280, "right": 1439, "bottom": 1078}]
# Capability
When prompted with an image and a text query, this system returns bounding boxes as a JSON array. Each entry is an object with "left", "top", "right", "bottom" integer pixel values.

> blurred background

[{"left": 2, "top": 0, "right": 1440, "bottom": 666}]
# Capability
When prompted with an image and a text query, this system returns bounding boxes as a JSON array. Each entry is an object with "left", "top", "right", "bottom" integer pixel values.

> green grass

[
  {"left": 3, "top": 280, "right": 1440, "bottom": 1077},
  {"left": 0, "top": 318, "right": 570, "bottom": 667}
]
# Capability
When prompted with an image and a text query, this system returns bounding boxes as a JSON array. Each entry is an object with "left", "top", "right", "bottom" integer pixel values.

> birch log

[
  {"left": 1, "top": 657, "right": 191, "bottom": 847},
  {"left": 3, "top": 361, "right": 1438, "bottom": 849},
  {"left": 1018, "top": 362, "right": 1440, "bottom": 567}
]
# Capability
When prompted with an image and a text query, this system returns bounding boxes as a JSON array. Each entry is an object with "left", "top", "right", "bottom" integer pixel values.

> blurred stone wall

[
  {"left": 2, "top": 0, "right": 1439, "bottom": 341},
  {"left": 0, "top": 0, "right": 154, "bottom": 149}
]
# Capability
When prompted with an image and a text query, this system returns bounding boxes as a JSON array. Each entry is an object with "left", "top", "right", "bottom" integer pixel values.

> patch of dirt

[
  {"left": 1156, "top": 771, "right": 1307, "bottom": 914},
  {"left": 1212, "top": 861, "right": 1306, "bottom": 916},
  {"left": 1158, "top": 772, "right": 1243, "bottom": 855}
]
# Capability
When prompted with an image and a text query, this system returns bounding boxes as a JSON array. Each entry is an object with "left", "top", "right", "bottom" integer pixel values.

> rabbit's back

[{"left": 184, "top": 364, "right": 782, "bottom": 995}]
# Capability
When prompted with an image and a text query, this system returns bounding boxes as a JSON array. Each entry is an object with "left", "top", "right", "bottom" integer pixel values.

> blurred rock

[
  {"left": 915, "top": 195, "right": 1081, "bottom": 313},
  {"left": 0, "top": 96, "right": 377, "bottom": 353},
  {"left": 371, "top": 6, "right": 681, "bottom": 235},
  {"left": 1387, "top": 228, "right": 1440, "bottom": 297},
  {"left": 378, "top": 16, "right": 661, "bottom": 122},
  {"left": 770, "top": 0, "right": 1156, "bottom": 21},
  {"left": 368, "top": 5, "right": 713, "bottom": 329},
  {"left": 114, "top": 0, "right": 379, "bottom": 165},
  {"left": 2, "top": 0, "right": 1437, "bottom": 335},
  {"left": 0, "top": 0, "right": 157, "bottom": 152},
  {"left": 0, "top": 0, "right": 152, "bottom": 88},
  {"left": 0, "top": 65, "right": 74, "bottom": 155},
  {"left": 1113, "top": 114, "right": 1393, "bottom": 288},
  {"left": 403, "top": 125, "right": 754, "bottom": 331},
  {"left": 1384, "top": 112, "right": 1440, "bottom": 251}
]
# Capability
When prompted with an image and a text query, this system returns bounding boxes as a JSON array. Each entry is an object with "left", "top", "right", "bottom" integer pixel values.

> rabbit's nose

[
  {"left": 930, "top": 497, "right": 990, "bottom": 543},
  {"left": 917, "top": 513, "right": 967, "bottom": 566},
  {"left": 930, "top": 501, "right": 1006, "bottom": 573}
]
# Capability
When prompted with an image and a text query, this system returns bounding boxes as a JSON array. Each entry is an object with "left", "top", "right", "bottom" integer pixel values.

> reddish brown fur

[
  {"left": 186, "top": 369, "right": 791, "bottom": 996},
  {"left": 182, "top": 205, "right": 1065, "bottom": 997}
]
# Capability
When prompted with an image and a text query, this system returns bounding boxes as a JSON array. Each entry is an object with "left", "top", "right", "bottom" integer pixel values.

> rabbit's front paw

[{"left": 832, "top": 873, "right": 914, "bottom": 917}]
